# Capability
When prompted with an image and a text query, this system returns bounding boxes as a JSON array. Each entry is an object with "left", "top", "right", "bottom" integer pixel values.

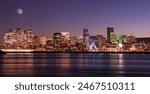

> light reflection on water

[
  {"left": 0, "top": 53, "right": 150, "bottom": 77},
  {"left": 109, "top": 54, "right": 124, "bottom": 75},
  {"left": 1, "top": 53, "right": 34, "bottom": 76}
]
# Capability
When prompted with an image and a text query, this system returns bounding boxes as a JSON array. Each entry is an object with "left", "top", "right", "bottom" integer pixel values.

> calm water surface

[{"left": 0, "top": 53, "right": 150, "bottom": 77}]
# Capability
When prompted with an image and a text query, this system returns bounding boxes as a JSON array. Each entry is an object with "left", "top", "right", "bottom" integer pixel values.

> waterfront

[{"left": 0, "top": 53, "right": 150, "bottom": 77}]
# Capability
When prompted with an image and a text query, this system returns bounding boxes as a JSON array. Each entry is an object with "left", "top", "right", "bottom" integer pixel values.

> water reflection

[
  {"left": 108, "top": 54, "right": 125, "bottom": 76},
  {"left": 0, "top": 53, "right": 150, "bottom": 77},
  {"left": 33, "top": 53, "right": 72, "bottom": 76},
  {"left": 58, "top": 53, "right": 71, "bottom": 76},
  {"left": 86, "top": 53, "right": 103, "bottom": 67},
  {"left": 1, "top": 53, "right": 34, "bottom": 76},
  {"left": 118, "top": 54, "right": 124, "bottom": 68}
]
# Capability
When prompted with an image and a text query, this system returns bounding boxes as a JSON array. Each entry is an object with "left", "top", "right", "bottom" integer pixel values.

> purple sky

[{"left": 0, "top": 0, "right": 150, "bottom": 40}]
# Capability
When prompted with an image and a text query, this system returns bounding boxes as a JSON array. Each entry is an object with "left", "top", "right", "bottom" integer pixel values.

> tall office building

[
  {"left": 83, "top": 29, "right": 90, "bottom": 47},
  {"left": 110, "top": 32, "right": 119, "bottom": 44},
  {"left": 107, "top": 27, "right": 114, "bottom": 44},
  {"left": 61, "top": 32, "right": 70, "bottom": 41},
  {"left": 39, "top": 34, "right": 50, "bottom": 47},
  {"left": 53, "top": 32, "right": 62, "bottom": 47},
  {"left": 4, "top": 28, "right": 34, "bottom": 49},
  {"left": 26, "top": 29, "right": 34, "bottom": 47},
  {"left": 53, "top": 32, "right": 70, "bottom": 47}
]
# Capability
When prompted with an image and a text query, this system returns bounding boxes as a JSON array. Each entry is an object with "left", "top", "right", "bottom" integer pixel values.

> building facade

[
  {"left": 4, "top": 28, "right": 34, "bottom": 49},
  {"left": 83, "top": 29, "right": 90, "bottom": 48},
  {"left": 107, "top": 27, "right": 114, "bottom": 44},
  {"left": 53, "top": 32, "right": 70, "bottom": 47}
]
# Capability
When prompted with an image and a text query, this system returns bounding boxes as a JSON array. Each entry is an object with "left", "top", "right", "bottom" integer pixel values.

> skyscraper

[
  {"left": 83, "top": 29, "right": 90, "bottom": 47},
  {"left": 3, "top": 28, "right": 34, "bottom": 49},
  {"left": 107, "top": 27, "right": 114, "bottom": 44},
  {"left": 53, "top": 32, "right": 62, "bottom": 47}
]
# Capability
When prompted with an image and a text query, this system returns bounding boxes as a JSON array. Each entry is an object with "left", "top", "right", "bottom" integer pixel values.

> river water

[{"left": 0, "top": 53, "right": 149, "bottom": 77}]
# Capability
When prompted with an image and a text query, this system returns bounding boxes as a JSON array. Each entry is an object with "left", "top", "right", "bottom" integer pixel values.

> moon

[{"left": 17, "top": 9, "right": 23, "bottom": 15}]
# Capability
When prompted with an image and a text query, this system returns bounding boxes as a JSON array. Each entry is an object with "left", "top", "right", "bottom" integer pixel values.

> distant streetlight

[{"left": 118, "top": 43, "right": 123, "bottom": 48}]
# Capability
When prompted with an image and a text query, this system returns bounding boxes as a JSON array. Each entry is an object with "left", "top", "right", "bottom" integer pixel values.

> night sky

[{"left": 0, "top": 0, "right": 150, "bottom": 41}]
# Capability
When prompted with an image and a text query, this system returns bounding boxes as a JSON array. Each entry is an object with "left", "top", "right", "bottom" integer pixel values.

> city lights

[
  {"left": 0, "top": 27, "right": 150, "bottom": 52},
  {"left": 118, "top": 43, "right": 123, "bottom": 48}
]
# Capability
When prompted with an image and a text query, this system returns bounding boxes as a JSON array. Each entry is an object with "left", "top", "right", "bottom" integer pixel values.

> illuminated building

[
  {"left": 69, "top": 36, "right": 78, "bottom": 51},
  {"left": 46, "top": 40, "right": 53, "bottom": 46},
  {"left": 4, "top": 29, "right": 18, "bottom": 48},
  {"left": 107, "top": 27, "right": 114, "bottom": 43},
  {"left": 110, "top": 32, "right": 127, "bottom": 45},
  {"left": 53, "top": 32, "right": 70, "bottom": 47},
  {"left": 60, "top": 32, "right": 70, "bottom": 47},
  {"left": 3, "top": 27, "right": 150, "bottom": 52},
  {"left": 45, "top": 36, "right": 53, "bottom": 49},
  {"left": 33, "top": 36, "right": 40, "bottom": 48},
  {"left": 120, "top": 35, "right": 127, "bottom": 43},
  {"left": 78, "top": 36, "right": 83, "bottom": 43},
  {"left": 39, "top": 34, "right": 51, "bottom": 47},
  {"left": 110, "top": 32, "right": 119, "bottom": 44},
  {"left": 70, "top": 36, "right": 77, "bottom": 46},
  {"left": 26, "top": 29, "right": 34, "bottom": 48},
  {"left": 61, "top": 32, "right": 70, "bottom": 41},
  {"left": 53, "top": 32, "right": 62, "bottom": 47},
  {"left": 3, "top": 28, "right": 34, "bottom": 49},
  {"left": 136, "top": 37, "right": 150, "bottom": 44},
  {"left": 83, "top": 29, "right": 90, "bottom": 48}
]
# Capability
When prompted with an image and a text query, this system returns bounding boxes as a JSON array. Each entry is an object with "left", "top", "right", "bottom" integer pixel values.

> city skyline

[
  {"left": 0, "top": 0, "right": 150, "bottom": 41},
  {"left": 2, "top": 27, "right": 150, "bottom": 52}
]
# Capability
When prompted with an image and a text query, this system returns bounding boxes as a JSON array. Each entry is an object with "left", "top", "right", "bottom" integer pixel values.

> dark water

[{"left": 0, "top": 53, "right": 150, "bottom": 77}]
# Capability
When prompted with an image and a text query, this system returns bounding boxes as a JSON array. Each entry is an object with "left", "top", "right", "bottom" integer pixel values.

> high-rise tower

[
  {"left": 107, "top": 27, "right": 114, "bottom": 43},
  {"left": 83, "top": 29, "right": 90, "bottom": 48}
]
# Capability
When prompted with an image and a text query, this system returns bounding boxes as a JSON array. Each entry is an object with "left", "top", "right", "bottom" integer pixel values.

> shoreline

[{"left": 0, "top": 50, "right": 150, "bottom": 54}]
